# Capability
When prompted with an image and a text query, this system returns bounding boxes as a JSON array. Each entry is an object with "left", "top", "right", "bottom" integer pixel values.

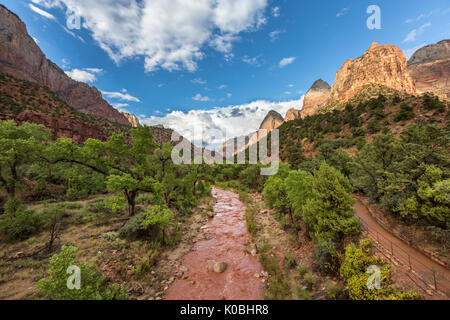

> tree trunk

[{"left": 125, "top": 190, "right": 137, "bottom": 216}]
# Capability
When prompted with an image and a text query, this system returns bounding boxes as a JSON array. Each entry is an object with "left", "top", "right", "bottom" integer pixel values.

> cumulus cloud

[
  {"left": 140, "top": 97, "right": 304, "bottom": 150},
  {"left": 403, "top": 23, "right": 431, "bottom": 42},
  {"left": 279, "top": 57, "right": 296, "bottom": 68},
  {"left": 101, "top": 91, "right": 141, "bottom": 102},
  {"left": 65, "top": 68, "right": 103, "bottom": 82},
  {"left": 31, "top": 0, "right": 269, "bottom": 72}
]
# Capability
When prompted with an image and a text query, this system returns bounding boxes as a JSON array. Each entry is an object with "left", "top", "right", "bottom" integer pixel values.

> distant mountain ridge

[
  {"left": 0, "top": 4, "right": 132, "bottom": 126},
  {"left": 408, "top": 39, "right": 450, "bottom": 99}
]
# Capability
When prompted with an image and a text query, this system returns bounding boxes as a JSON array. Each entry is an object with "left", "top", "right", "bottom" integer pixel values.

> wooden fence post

[{"left": 433, "top": 271, "right": 438, "bottom": 291}]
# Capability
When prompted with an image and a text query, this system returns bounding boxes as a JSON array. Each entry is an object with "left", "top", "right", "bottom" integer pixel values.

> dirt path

[
  {"left": 164, "top": 187, "right": 264, "bottom": 300},
  {"left": 353, "top": 198, "right": 450, "bottom": 297}
]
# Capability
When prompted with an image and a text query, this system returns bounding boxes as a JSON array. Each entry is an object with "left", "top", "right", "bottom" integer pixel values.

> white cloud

[
  {"left": 227, "top": 93, "right": 232, "bottom": 97},
  {"left": 191, "top": 78, "right": 207, "bottom": 85},
  {"left": 193, "top": 94, "right": 211, "bottom": 102},
  {"left": 336, "top": 7, "right": 349, "bottom": 17},
  {"left": 32, "top": 0, "right": 269, "bottom": 72},
  {"left": 272, "top": 6, "right": 280, "bottom": 18},
  {"left": 28, "top": 4, "right": 56, "bottom": 20},
  {"left": 403, "top": 43, "right": 427, "bottom": 60},
  {"left": 65, "top": 68, "right": 103, "bottom": 82},
  {"left": 403, "top": 23, "right": 431, "bottom": 43},
  {"left": 242, "top": 55, "right": 262, "bottom": 66},
  {"left": 269, "top": 29, "right": 285, "bottom": 42},
  {"left": 218, "top": 84, "right": 227, "bottom": 89},
  {"left": 140, "top": 97, "right": 304, "bottom": 150},
  {"left": 111, "top": 103, "right": 129, "bottom": 113},
  {"left": 405, "top": 11, "right": 434, "bottom": 23},
  {"left": 102, "top": 91, "right": 141, "bottom": 102},
  {"left": 279, "top": 57, "right": 296, "bottom": 68}
]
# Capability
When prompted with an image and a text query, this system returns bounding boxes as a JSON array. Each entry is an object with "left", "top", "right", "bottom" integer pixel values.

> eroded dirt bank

[{"left": 164, "top": 187, "right": 264, "bottom": 300}]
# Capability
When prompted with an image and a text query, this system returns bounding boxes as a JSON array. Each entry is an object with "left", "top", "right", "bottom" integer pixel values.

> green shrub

[
  {"left": 284, "top": 253, "right": 297, "bottom": 270},
  {"left": 303, "top": 273, "right": 315, "bottom": 291},
  {"left": 37, "top": 246, "right": 127, "bottom": 300},
  {"left": 0, "top": 199, "right": 45, "bottom": 242},
  {"left": 340, "top": 240, "right": 420, "bottom": 300},
  {"left": 325, "top": 281, "right": 342, "bottom": 300},
  {"left": 297, "top": 264, "right": 307, "bottom": 276},
  {"left": 295, "top": 286, "right": 311, "bottom": 300}
]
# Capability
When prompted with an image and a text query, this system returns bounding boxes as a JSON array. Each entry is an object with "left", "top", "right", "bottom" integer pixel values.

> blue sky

[{"left": 1, "top": 0, "right": 449, "bottom": 148}]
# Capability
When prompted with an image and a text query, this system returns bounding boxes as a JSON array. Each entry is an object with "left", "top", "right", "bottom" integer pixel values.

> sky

[{"left": 1, "top": 0, "right": 449, "bottom": 149}]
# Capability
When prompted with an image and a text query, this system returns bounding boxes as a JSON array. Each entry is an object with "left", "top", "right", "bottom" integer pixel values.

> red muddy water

[{"left": 164, "top": 187, "right": 264, "bottom": 300}]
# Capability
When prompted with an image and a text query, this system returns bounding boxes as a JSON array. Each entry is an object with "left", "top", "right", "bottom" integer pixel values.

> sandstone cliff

[
  {"left": 408, "top": 40, "right": 450, "bottom": 98},
  {"left": 301, "top": 79, "right": 331, "bottom": 118},
  {"left": 327, "top": 42, "right": 416, "bottom": 105},
  {"left": 284, "top": 108, "right": 302, "bottom": 122},
  {"left": 122, "top": 112, "right": 140, "bottom": 127},
  {"left": 0, "top": 4, "right": 131, "bottom": 126}
]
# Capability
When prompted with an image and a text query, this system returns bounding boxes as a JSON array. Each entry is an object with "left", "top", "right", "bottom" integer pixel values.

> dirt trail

[
  {"left": 353, "top": 198, "right": 450, "bottom": 296},
  {"left": 164, "top": 187, "right": 264, "bottom": 300}
]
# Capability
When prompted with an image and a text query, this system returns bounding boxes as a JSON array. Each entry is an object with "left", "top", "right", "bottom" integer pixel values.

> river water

[{"left": 164, "top": 187, "right": 265, "bottom": 300}]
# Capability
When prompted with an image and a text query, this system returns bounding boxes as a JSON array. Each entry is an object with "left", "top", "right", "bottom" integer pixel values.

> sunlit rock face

[
  {"left": 408, "top": 40, "right": 450, "bottom": 99},
  {"left": 327, "top": 42, "right": 416, "bottom": 105}
]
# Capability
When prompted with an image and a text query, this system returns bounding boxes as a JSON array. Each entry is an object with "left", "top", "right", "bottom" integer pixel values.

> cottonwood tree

[
  {"left": 0, "top": 120, "right": 50, "bottom": 201},
  {"left": 44, "top": 127, "right": 159, "bottom": 216}
]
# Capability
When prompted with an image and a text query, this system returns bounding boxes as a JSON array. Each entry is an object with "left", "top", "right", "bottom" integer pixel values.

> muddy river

[{"left": 164, "top": 187, "right": 265, "bottom": 300}]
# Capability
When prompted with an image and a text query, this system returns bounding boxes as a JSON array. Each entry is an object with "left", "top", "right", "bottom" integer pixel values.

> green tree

[
  {"left": 37, "top": 246, "right": 126, "bottom": 300},
  {"left": 45, "top": 127, "right": 159, "bottom": 216},
  {"left": 302, "top": 163, "right": 360, "bottom": 243},
  {"left": 141, "top": 205, "right": 174, "bottom": 244},
  {"left": 0, "top": 120, "right": 50, "bottom": 200}
]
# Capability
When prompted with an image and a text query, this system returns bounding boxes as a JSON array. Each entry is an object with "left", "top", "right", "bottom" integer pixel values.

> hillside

[
  {"left": 0, "top": 72, "right": 189, "bottom": 146},
  {"left": 0, "top": 4, "right": 131, "bottom": 126},
  {"left": 277, "top": 86, "right": 449, "bottom": 163}
]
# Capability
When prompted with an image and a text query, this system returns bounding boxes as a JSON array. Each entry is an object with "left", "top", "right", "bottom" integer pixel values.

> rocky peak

[
  {"left": 0, "top": 4, "right": 131, "bottom": 126},
  {"left": 260, "top": 110, "right": 284, "bottom": 131},
  {"left": 301, "top": 79, "right": 331, "bottom": 118},
  {"left": 408, "top": 40, "right": 450, "bottom": 66},
  {"left": 407, "top": 40, "right": 449, "bottom": 98},
  {"left": 327, "top": 42, "right": 416, "bottom": 104},
  {"left": 284, "top": 108, "right": 302, "bottom": 122},
  {"left": 122, "top": 112, "right": 140, "bottom": 127}
]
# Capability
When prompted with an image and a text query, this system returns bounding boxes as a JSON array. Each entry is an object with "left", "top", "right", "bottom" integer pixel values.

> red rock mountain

[
  {"left": 301, "top": 79, "right": 331, "bottom": 118},
  {"left": 408, "top": 39, "right": 450, "bottom": 99},
  {"left": 327, "top": 42, "right": 416, "bottom": 105},
  {"left": 0, "top": 4, "right": 131, "bottom": 126}
]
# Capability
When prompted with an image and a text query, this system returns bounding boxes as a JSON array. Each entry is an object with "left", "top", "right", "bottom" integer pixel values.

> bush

[
  {"left": 37, "top": 246, "right": 127, "bottom": 300},
  {"left": 325, "top": 281, "right": 342, "bottom": 300},
  {"left": 0, "top": 199, "right": 45, "bottom": 242},
  {"left": 303, "top": 273, "right": 316, "bottom": 291},
  {"left": 297, "top": 264, "right": 307, "bottom": 276},
  {"left": 394, "top": 103, "right": 415, "bottom": 122},
  {"left": 340, "top": 240, "right": 420, "bottom": 300},
  {"left": 284, "top": 253, "right": 297, "bottom": 270}
]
